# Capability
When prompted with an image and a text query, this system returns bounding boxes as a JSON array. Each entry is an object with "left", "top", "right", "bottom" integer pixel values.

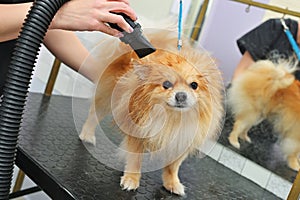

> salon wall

[
  {"left": 198, "top": 0, "right": 270, "bottom": 84},
  {"left": 130, "top": 0, "right": 174, "bottom": 20},
  {"left": 263, "top": 0, "right": 300, "bottom": 21}
]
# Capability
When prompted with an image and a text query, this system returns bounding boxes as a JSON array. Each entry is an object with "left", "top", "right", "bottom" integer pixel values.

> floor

[{"left": 10, "top": 31, "right": 295, "bottom": 199}]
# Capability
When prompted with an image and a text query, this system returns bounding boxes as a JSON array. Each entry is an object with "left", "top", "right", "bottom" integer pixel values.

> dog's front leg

[
  {"left": 80, "top": 94, "right": 111, "bottom": 145},
  {"left": 79, "top": 113, "right": 98, "bottom": 145},
  {"left": 228, "top": 120, "right": 245, "bottom": 149},
  {"left": 162, "top": 154, "right": 187, "bottom": 196},
  {"left": 287, "top": 153, "right": 300, "bottom": 171},
  {"left": 120, "top": 136, "right": 143, "bottom": 191},
  {"left": 228, "top": 117, "right": 255, "bottom": 149}
]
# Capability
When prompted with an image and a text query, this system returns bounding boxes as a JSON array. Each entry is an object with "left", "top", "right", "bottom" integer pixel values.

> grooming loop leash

[
  {"left": 281, "top": 18, "right": 300, "bottom": 61},
  {"left": 177, "top": 0, "right": 183, "bottom": 50}
]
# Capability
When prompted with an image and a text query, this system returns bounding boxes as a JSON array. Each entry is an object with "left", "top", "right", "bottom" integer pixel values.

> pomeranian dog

[
  {"left": 228, "top": 60, "right": 300, "bottom": 171},
  {"left": 79, "top": 29, "right": 224, "bottom": 195}
]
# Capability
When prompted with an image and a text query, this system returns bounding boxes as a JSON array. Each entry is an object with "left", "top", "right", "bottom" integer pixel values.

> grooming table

[{"left": 15, "top": 93, "right": 280, "bottom": 199}]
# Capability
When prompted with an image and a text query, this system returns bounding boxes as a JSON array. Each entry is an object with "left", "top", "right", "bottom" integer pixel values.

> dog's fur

[
  {"left": 228, "top": 60, "right": 300, "bottom": 171},
  {"left": 79, "top": 30, "right": 224, "bottom": 195}
]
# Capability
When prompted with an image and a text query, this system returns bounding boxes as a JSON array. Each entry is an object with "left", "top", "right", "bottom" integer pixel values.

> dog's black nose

[{"left": 175, "top": 92, "right": 187, "bottom": 103}]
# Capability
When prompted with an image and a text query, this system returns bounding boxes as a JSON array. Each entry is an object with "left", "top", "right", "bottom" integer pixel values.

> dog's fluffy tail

[{"left": 227, "top": 60, "right": 296, "bottom": 117}]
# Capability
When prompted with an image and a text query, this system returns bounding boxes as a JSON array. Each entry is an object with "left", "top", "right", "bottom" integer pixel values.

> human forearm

[
  {"left": 232, "top": 51, "right": 254, "bottom": 80},
  {"left": 43, "top": 30, "right": 88, "bottom": 73},
  {"left": 0, "top": 3, "right": 32, "bottom": 42},
  {"left": 43, "top": 30, "right": 98, "bottom": 82}
]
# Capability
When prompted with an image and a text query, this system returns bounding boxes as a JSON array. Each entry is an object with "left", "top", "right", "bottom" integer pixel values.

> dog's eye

[
  {"left": 190, "top": 82, "right": 198, "bottom": 90},
  {"left": 163, "top": 81, "right": 173, "bottom": 89}
]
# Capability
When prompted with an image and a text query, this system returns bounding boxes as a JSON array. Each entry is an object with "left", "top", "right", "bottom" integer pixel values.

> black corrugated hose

[{"left": 0, "top": 0, "right": 68, "bottom": 199}]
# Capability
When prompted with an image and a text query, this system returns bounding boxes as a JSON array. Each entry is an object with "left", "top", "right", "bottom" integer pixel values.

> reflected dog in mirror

[{"left": 227, "top": 60, "right": 300, "bottom": 171}]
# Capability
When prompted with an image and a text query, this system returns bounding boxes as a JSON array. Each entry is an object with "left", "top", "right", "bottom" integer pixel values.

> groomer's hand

[{"left": 49, "top": 0, "right": 137, "bottom": 36}]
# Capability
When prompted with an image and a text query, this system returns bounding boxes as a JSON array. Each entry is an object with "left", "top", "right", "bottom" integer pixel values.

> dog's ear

[{"left": 131, "top": 59, "right": 151, "bottom": 80}]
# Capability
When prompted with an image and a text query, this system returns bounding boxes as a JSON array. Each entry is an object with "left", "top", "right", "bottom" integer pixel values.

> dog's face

[{"left": 131, "top": 50, "right": 209, "bottom": 112}]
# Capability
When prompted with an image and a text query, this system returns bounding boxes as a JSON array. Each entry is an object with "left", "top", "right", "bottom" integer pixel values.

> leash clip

[{"left": 280, "top": 18, "right": 289, "bottom": 30}]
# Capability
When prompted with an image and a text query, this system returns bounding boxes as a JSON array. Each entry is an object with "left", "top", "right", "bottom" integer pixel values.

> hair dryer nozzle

[
  {"left": 120, "top": 24, "right": 156, "bottom": 58},
  {"left": 108, "top": 13, "right": 156, "bottom": 58}
]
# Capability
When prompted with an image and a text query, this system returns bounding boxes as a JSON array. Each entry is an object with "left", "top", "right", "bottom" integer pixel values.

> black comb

[{"left": 108, "top": 13, "right": 156, "bottom": 58}]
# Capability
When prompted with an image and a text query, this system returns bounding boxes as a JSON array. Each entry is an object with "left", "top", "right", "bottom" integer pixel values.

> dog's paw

[
  {"left": 163, "top": 181, "right": 185, "bottom": 196},
  {"left": 228, "top": 136, "right": 240, "bottom": 149},
  {"left": 287, "top": 158, "right": 300, "bottom": 171},
  {"left": 79, "top": 131, "right": 96, "bottom": 145},
  {"left": 240, "top": 134, "right": 252, "bottom": 143},
  {"left": 244, "top": 135, "right": 252, "bottom": 143},
  {"left": 120, "top": 174, "right": 140, "bottom": 191}
]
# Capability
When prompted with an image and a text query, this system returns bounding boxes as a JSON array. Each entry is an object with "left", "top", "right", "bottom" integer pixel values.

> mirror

[{"left": 196, "top": 0, "right": 299, "bottom": 199}]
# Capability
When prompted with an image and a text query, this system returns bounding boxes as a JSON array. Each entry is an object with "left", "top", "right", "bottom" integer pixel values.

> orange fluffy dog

[
  {"left": 228, "top": 60, "right": 300, "bottom": 171},
  {"left": 79, "top": 30, "right": 224, "bottom": 195}
]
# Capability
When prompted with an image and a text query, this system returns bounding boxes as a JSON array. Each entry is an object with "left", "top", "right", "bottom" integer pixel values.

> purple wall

[{"left": 199, "top": 0, "right": 270, "bottom": 83}]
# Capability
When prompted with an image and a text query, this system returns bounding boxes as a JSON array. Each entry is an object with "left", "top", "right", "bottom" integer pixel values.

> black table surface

[{"left": 16, "top": 93, "right": 281, "bottom": 200}]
